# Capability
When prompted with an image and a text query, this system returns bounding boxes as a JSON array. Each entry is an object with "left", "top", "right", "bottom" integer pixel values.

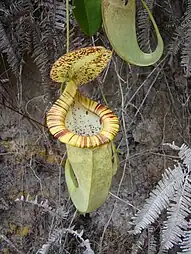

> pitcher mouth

[
  {"left": 47, "top": 91, "right": 119, "bottom": 148},
  {"left": 47, "top": 46, "right": 119, "bottom": 148}
]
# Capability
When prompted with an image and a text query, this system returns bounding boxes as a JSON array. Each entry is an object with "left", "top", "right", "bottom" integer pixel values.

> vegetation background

[{"left": 0, "top": 0, "right": 190, "bottom": 253}]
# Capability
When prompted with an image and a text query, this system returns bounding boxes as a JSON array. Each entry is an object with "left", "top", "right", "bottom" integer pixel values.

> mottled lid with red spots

[{"left": 50, "top": 46, "right": 112, "bottom": 86}]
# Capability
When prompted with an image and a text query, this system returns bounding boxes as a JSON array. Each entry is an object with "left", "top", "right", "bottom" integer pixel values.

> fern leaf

[
  {"left": 165, "top": 143, "right": 191, "bottom": 167},
  {"left": 137, "top": 0, "right": 155, "bottom": 52},
  {"left": 15, "top": 194, "right": 69, "bottom": 219},
  {"left": 131, "top": 229, "right": 147, "bottom": 254},
  {"left": 31, "top": 19, "right": 50, "bottom": 75},
  {"left": 14, "top": 16, "right": 33, "bottom": 55},
  {"left": 179, "top": 144, "right": 191, "bottom": 167},
  {"left": 179, "top": 0, "right": 191, "bottom": 77},
  {"left": 0, "top": 21, "right": 20, "bottom": 76},
  {"left": 8, "top": 0, "right": 32, "bottom": 19},
  {"left": 160, "top": 174, "right": 191, "bottom": 251},
  {"left": 148, "top": 226, "right": 157, "bottom": 254},
  {"left": 37, "top": 228, "right": 94, "bottom": 254},
  {"left": 133, "top": 164, "right": 186, "bottom": 234},
  {"left": 181, "top": 25, "right": 191, "bottom": 77},
  {"left": 181, "top": 224, "right": 191, "bottom": 252},
  {"left": 37, "top": 0, "right": 55, "bottom": 9},
  {"left": 168, "top": 24, "right": 187, "bottom": 56},
  {"left": 38, "top": 0, "right": 58, "bottom": 61},
  {"left": 168, "top": 0, "right": 191, "bottom": 72},
  {"left": 37, "top": 229, "right": 63, "bottom": 254},
  {"left": 0, "top": 2, "right": 9, "bottom": 22},
  {"left": 55, "top": 0, "right": 67, "bottom": 30}
]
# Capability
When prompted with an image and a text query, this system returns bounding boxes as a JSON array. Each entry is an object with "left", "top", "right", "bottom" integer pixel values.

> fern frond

[
  {"left": 37, "top": 227, "right": 94, "bottom": 254},
  {"left": 38, "top": 0, "right": 71, "bottom": 31},
  {"left": 8, "top": 0, "right": 32, "bottom": 18},
  {"left": 168, "top": 24, "right": 186, "bottom": 56},
  {"left": 179, "top": 0, "right": 191, "bottom": 77},
  {"left": 168, "top": 0, "right": 191, "bottom": 74},
  {"left": 37, "top": 0, "right": 55, "bottom": 9},
  {"left": 41, "top": 18, "right": 56, "bottom": 60},
  {"left": 131, "top": 229, "right": 147, "bottom": 254},
  {"left": 0, "top": 21, "right": 20, "bottom": 76},
  {"left": 167, "top": 0, "right": 191, "bottom": 57},
  {"left": 15, "top": 194, "right": 69, "bottom": 219},
  {"left": 133, "top": 143, "right": 191, "bottom": 252},
  {"left": 160, "top": 175, "right": 191, "bottom": 251},
  {"left": 55, "top": 0, "right": 66, "bottom": 30},
  {"left": 137, "top": 0, "right": 155, "bottom": 52},
  {"left": 133, "top": 164, "right": 186, "bottom": 233},
  {"left": 31, "top": 23, "right": 50, "bottom": 76},
  {"left": 37, "top": 228, "right": 63, "bottom": 254},
  {"left": 181, "top": 25, "right": 191, "bottom": 77},
  {"left": 0, "top": 2, "right": 9, "bottom": 22},
  {"left": 179, "top": 144, "right": 191, "bottom": 166},
  {"left": 14, "top": 16, "right": 33, "bottom": 55},
  {"left": 0, "top": 0, "right": 32, "bottom": 26},
  {"left": 184, "top": 0, "right": 191, "bottom": 21},
  {"left": 37, "top": 0, "right": 57, "bottom": 61},
  {"left": 164, "top": 143, "right": 191, "bottom": 166},
  {"left": 148, "top": 226, "right": 157, "bottom": 254},
  {"left": 180, "top": 222, "right": 191, "bottom": 252}
]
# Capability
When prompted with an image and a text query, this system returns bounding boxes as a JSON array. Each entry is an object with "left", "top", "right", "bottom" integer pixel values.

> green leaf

[
  {"left": 102, "top": 0, "right": 164, "bottom": 66},
  {"left": 72, "top": 0, "right": 102, "bottom": 36}
]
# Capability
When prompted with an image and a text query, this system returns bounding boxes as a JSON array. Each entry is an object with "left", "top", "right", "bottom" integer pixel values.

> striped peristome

[{"left": 47, "top": 83, "right": 119, "bottom": 148}]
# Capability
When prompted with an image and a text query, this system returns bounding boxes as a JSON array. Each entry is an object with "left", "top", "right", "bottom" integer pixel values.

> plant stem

[
  {"left": 66, "top": 0, "right": 69, "bottom": 53},
  {"left": 60, "top": 0, "right": 70, "bottom": 94}
]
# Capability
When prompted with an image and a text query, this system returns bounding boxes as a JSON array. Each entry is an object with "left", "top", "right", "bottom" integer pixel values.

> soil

[{"left": 0, "top": 30, "right": 191, "bottom": 254}]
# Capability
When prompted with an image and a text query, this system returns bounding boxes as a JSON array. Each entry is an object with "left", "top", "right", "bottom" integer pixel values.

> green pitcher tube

[{"left": 65, "top": 143, "right": 116, "bottom": 213}]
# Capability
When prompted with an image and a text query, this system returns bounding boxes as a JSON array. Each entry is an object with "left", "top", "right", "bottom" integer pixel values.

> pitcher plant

[
  {"left": 47, "top": 46, "right": 119, "bottom": 213},
  {"left": 102, "top": 0, "right": 164, "bottom": 66}
]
